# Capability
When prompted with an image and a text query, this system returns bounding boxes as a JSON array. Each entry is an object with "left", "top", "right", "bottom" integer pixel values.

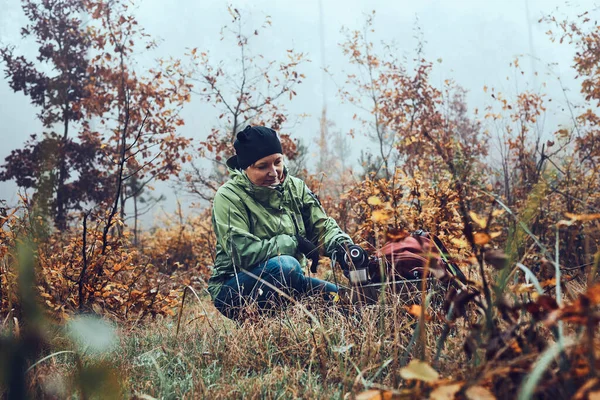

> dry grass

[
  {"left": 4, "top": 267, "right": 599, "bottom": 399},
  {"left": 3, "top": 284, "right": 472, "bottom": 399}
]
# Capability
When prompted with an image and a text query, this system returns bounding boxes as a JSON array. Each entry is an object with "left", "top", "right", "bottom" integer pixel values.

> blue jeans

[{"left": 214, "top": 255, "right": 338, "bottom": 320}]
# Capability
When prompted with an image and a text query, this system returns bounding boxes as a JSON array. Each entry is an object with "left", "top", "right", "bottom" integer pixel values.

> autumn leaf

[
  {"left": 514, "top": 283, "right": 535, "bottom": 294},
  {"left": 372, "top": 209, "right": 392, "bottom": 223},
  {"left": 557, "top": 219, "right": 574, "bottom": 227},
  {"left": 565, "top": 212, "right": 600, "bottom": 221},
  {"left": 386, "top": 228, "right": 409, "bottom": 241},
  {"left": 430, "top": 383, "right": 462, "bottom": 400},
  {"left": 585, "top": 283, "right": 600, "bottom": 305},
  {"left": 405, "top": 304, "right": 431, "bottom": 321},
  {"left": 368, "top": 196, "right": 383, "bottom": 206},
  {"left": 474, "top": 232, "right": 491, "bottom": 246},
  {"left": 540, "top": 278, "right": 557, "bottom": 288},
  {"left": 399, "top": 359, "right": 439, "bottom": 383},
  {"left": 588, "top": 390, "right": 600, "bottom": 400},
  {"left": 492, "top": 209, "right": 505, "bottom": 218},
  {"left": 465, "top": 386, "right": 496, "bottom": 400},
  {"left": 355, "top": 390, "right": 393, "bottom": 400},
  {"left": 469, "top": 211, "right": 487, "bottom": 228}
]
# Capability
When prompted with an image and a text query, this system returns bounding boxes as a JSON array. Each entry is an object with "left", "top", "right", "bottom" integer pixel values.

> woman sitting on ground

[{"left": 207, "top": 125, "right": 364, "bottom": 320}]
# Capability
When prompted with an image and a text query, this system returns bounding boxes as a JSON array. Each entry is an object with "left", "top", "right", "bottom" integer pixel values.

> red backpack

[{"left": 369, "top": 235, "right": 449, "bottom": 282}]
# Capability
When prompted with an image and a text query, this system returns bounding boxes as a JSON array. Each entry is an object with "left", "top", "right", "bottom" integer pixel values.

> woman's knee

[{"left": 264, "top": 255, "right": 303, "bottom": 275}]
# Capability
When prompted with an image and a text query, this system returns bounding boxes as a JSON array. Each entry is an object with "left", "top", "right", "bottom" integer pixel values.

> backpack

[{"left": 368, "top": 234, "right": 449, "bottom": 282}]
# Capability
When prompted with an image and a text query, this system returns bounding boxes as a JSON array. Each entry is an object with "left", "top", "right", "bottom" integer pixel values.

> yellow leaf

[
  {"left": 367, "top": 196, "right": 383, "bottom": 206},
  {"left": 399, "top": 359, "right": 439, "bottom": 383},
  {"left": 489, "top": 231, "right": 502, "bottom": 239},
  {"left": 474, "top": 232, "right": 491, "bottom": 246},
  {"left": 430, "top": 383, "right": 462, "bottom": 400},
  {"left": 372, "top": 209, "right": 392, "bottom": 223},
  {"left": 492, "top": 209, "right": 505, "bottom": 217},
  {"left": 514, "top": 283, "right": 535, "bottom": 294},
  {"left": 469, "top": 211, "right": 487, "bottom": 229},
  {"left": 330, "top": 292, "right": 340, "bottom": 303}
]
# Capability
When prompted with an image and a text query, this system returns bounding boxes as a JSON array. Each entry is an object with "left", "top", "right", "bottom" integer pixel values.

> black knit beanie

[{"left": 226, "top": 126, "right": 283, "bottom": 170}]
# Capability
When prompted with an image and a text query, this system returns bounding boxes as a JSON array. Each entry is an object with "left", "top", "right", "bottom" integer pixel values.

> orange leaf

[
  {"left": 586, "top": 283, "right": 600, "bottom": 305},
  {"left": 588, "top": 390, "right": 600, "bottom": 400},
  {"left": 565, "top": 212, "right": 600, "bottom": 221},
  {"left": 405, "top": 304, "right": 431, "bottom": 321},
  {"left": 386, "top": 229, "right": 409, "bottom": 242},
  {"left": 355, "top": 390, "right": 393, "bottom": 400},
  {"left": 540, "top": 278, "right": 556, "bottom": 288},
  {"left": 474, "top": 232, "right": 491, "bottom": 245}
]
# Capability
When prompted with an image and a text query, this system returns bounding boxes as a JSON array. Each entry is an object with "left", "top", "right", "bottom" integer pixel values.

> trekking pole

[{"left": 416, "top": 230, "right": 468, "bottom": 287}]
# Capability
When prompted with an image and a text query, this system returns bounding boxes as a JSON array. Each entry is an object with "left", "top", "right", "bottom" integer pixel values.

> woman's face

[{"left": 245, "top": 153, "right": 284, "bottom": 187}]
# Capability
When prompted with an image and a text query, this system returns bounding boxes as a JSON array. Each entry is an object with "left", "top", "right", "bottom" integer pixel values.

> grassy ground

[
  {"left": 20, "top": 283, "right": 473, "bottom": 399},
  {"left": 11, "top": 274, "right": 592, "bottom": 399}
]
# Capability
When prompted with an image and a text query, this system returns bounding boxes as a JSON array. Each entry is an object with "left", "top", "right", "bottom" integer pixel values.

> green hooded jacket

[{"left": 207, "top": 167, "right": 352, "bottom": 300}]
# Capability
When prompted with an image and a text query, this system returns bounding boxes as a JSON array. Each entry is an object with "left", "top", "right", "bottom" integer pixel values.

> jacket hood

[{"left": 227, "top": 166, "right": 291, "bottom": 207}]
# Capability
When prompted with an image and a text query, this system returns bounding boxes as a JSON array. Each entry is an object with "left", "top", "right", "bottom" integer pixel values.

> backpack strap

[{"left": 224, "top": 187, "right": 254, "bottom": 235}]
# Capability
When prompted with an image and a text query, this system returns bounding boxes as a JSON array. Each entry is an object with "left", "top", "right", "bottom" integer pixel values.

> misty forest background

[{"left": 2, "top": 0, "right": 600, "bottom": 398}]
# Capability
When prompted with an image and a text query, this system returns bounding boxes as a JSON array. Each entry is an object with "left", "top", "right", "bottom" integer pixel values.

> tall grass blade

[
  {"left": 26, "top": 351, "right": 76, "bottom": 372},
  {"left": 516, "top": 263, "right": 544, "bottom": 294},
  {"left": 554, "top": 226, "right": 564, "bottom": 348},
  {"left": 518, "top": 338, "right": 574, "bottom": 400}
]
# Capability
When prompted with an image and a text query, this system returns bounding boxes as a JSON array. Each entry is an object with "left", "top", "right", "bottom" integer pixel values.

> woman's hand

[{"left": 296, "top": 235, "right": 320, "bottom": 273}]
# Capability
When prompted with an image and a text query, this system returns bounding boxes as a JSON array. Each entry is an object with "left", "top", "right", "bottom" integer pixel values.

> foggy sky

[{"left": 0, "top": 0, "right": 594, "bottom": 226}]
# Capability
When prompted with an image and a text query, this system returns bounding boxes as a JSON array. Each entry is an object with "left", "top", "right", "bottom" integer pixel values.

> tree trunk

[
  {"left": 55, "top": 103, "right": 70, "bottom": 230},
  {"left": 133, "top": 192, "right": 139, "bottom": 246}
]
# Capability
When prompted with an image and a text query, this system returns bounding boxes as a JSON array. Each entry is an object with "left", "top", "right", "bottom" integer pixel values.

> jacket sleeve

[
  {"left": 212, "top": 190, "right": 298, "bottom": 269},
  {"left": 299, "top": 182, "right": 353, "bottom": 257}
]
